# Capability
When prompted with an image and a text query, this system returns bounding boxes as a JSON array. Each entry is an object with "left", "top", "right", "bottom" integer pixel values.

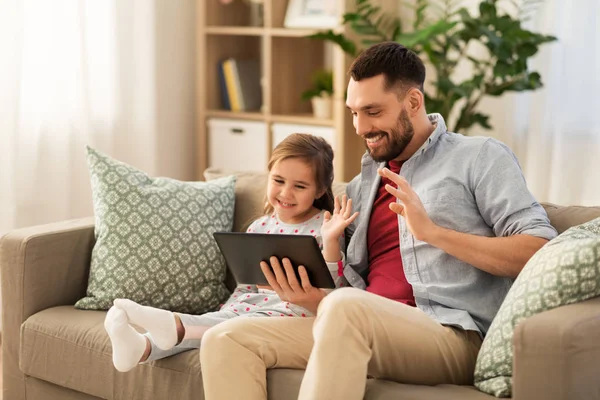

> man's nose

[{"left": 354, "top": 115, "right": 372, "bottom": 137}]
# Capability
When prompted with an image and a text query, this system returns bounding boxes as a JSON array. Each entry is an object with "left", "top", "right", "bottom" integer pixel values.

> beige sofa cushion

[
  {"left": 20, "top": 306, "right": 204, "bottom": 400},
  {"left": 20, "top": 306, "right": 490, "bottom": 400},
  {"left": 541, "top": 202, "right": 600, "bottom": 234}
]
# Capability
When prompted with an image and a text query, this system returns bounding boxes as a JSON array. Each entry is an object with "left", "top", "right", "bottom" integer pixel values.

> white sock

[
  {"left": 104, "top": 306, "right": 147, "bottom": 372},
  {"left": 114, "top": 298, "right": 178, "bottom": 350}
]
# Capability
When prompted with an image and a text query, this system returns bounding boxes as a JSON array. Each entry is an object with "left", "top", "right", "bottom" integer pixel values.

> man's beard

[{"left": 365, "top": 108, "right": 414, "bottom": 162}]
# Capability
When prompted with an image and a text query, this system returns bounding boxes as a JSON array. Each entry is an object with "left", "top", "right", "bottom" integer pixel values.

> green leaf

[
  {"left": 301, "top": 69, "right": 333, "bottom": 101},
  {"left": 352, "top": 23, "right": 379, "bottom": 35},
  {"left": 307, "top": 31, "right": 357, "bottom": 56},
  {"left": 493, "top": 61, "right": 512, "bottom": 78},
  {"left": 342, "top": 12, "right": 361, "bottom": 24},
  {"left": 455, "top": 109, "right": 493, "bottom": 132},
  {"left": 472, "top": 112, "right": 492, "bottom": 129},
  {"left": 518, "top": 42, "right": 539, "bottom": 58},
  {"left": 395, "top": 20, "right": 458, "bottom": 48},
  {"left": 479, "top": 2, "right": 497, "bottom": 19}
]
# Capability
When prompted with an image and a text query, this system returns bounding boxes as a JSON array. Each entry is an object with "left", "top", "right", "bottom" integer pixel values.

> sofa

[{"left": 2, "top": 169, "right": 600, "bottom": 400}]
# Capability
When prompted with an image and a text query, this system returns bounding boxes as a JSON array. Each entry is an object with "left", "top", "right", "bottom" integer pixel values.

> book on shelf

[
  {"left": 219, "top": 57, "right": 262, "bottom": 112},
  {"left": 217, "top": 62, "right": 231, "bottom": 111}
]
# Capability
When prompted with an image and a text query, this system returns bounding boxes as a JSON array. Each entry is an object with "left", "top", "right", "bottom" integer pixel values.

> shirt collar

[{"left": 408, "top": 113, "right": 447, "bottom": 160}]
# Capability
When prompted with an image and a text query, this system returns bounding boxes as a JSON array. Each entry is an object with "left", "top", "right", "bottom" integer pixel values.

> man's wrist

[{"left": 423, "top": 223, "right": 446, "bottom": 245}]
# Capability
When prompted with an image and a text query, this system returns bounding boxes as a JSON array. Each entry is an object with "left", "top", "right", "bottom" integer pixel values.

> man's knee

[
  {"left": 200, "top": 317, "right": 251, "bottom": 360},
  {"left": 317, "top": 287, "right": 369, "bottom": 319}
]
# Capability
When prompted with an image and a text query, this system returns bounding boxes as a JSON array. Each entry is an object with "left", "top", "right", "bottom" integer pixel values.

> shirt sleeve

[
  {"left": 471, "top": 139, "right": 557, "bottom": 240},
  {"left": 344, "top": 175, "right": 362, "bottom": 249},
  {"left": 314, "top": 229, "right": 347, "bottom": 288}
]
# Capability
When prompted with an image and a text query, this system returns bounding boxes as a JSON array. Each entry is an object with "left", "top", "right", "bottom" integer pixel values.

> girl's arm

[
  {"left": 321, "top": 234, "right": 348, "bottom": 288},
  {"left": 320, "top": 195, "right": 358, "bottom": 288}
]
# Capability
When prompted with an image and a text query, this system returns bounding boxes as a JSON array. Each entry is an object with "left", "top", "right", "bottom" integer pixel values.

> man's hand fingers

[
  {"left": 297, "top": 266, "right": 314, "bottom": 291},
  {"left": 281, "top": 258, "right": 304, "bottom": 293},
  {"left": 333, "top": 195, "right": 340, "bottom": 214},
  {"left": 389, "top": 202, "right": 405, "bottom": 216},
  {"left": 260, "top": 262, "right": 282, "bottom": 292},
  {"left": 269, "top": 256, "right": 293, "bottom": 292},
  {"left": 379, "top": 168, "right": 412, "bottom": 191},
  {"left": 384, "top": 184, "right": 409, "bottom": 201}
]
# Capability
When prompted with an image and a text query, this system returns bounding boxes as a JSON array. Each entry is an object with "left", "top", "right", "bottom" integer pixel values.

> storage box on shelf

[
  {"left": 272, "top": 123, "right": 335, "bottom": 151},
  {"left": 208, "top": 118, "right": 268, "bottom": 172}
]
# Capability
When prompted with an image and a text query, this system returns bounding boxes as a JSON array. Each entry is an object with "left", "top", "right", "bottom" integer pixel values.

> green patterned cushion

[
  {"left": 75, "top": 147, "right": 234, "bottom": 314},
  {"left": 474, "top": 217, "right": 600, "bottom": 397}
]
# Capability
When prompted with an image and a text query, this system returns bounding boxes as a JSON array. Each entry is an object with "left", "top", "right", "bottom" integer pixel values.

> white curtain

[
  {"left": 511, "top": 0, "right": 600, "bottom": 206},
  {"left": 0, "top": 0, "right": 197, "bottom": 233},
  {"left": 0, "top": 0, "right": 197, "bottom": 330}
]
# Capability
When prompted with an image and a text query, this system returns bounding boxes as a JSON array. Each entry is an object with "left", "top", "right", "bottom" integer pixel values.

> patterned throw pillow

[
  {"left": 474, "top": 217, "right": 600, "bottom": 397},
  {"left": 75, "top": 147, "right": 234, "bottom": 314}
]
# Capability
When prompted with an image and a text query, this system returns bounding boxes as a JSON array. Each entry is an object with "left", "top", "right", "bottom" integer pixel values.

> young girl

[{"left": 104, "top": 133, "right": 358, "bottom": 372}]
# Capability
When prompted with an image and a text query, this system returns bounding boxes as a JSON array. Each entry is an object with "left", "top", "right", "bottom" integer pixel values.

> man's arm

[
  {"left": 379, "top": 167, "right": 550, "bottom": 279},
  {"left": 425, "top": 228, "right": 547, "bottom": 278}
]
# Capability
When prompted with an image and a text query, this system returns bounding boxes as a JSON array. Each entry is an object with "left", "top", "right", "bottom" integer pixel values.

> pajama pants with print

[{"left": 145, "top": 285, "right": 312, "bottom": 362}]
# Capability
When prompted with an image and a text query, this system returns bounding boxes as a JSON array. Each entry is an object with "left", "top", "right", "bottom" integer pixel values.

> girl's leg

[
  {"left": 112, "top": 287, "right": 265, "bottom": 366},
  {"left": 104, "top": 306, "right": 152, "bottom": 372},
  {"left": 113, "top": 298, "right": 179, "bottom": 350},
  {"left": 114, "top": 285, "right": 254, "bottom": 349},
  {"left": 144, "top": 310, "right": 238, "bottom": 362}
]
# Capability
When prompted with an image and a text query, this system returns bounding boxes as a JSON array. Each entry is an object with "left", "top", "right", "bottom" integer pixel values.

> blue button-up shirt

[{"left": 341, "top": 114, "right": 557, "bottom": 336}]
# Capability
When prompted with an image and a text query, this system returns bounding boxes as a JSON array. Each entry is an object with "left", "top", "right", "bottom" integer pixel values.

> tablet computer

[{"left": 213, "top": 232, "right": 336, "bottom": 289}]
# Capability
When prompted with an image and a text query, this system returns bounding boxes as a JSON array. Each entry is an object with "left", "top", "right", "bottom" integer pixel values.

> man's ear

[{"left": 405, "top": 88, "right": 424, "bottom": 116}]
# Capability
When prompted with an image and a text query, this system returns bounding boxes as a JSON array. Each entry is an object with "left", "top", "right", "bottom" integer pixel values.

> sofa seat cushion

[
  {"left": 267, "top": 369, "right": 493, "bottom": 400},
  {"left": 21, "top": 307, "right": 494, "bottom": 400},
  {"left": 20, "top": 306, "right": 204, "bottom": 400}
]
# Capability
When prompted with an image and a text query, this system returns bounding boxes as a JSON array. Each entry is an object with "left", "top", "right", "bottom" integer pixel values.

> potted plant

[
  {"left": 307, "top": 0, "right": 556, "bottom": 133},
  {"left": 302, "top": 69, "right": 334, "bottom": 119}
]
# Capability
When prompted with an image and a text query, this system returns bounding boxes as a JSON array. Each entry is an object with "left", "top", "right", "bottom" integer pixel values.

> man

[{"left": 200, "top": 42, "right": 557, "bottom": 399}]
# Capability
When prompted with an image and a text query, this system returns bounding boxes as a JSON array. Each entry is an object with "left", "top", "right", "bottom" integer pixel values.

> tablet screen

[{"left": 213, "top": 232, "right": 336, "bottom": 289}]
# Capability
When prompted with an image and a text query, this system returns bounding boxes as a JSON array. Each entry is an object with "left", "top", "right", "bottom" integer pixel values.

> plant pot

[{"left": 311, "top": 96, "right": 332, "bottom": 119}]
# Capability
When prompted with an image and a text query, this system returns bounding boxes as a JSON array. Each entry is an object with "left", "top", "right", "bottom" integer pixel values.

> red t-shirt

[{"left": 366, "top": 160, "right": 416, "bottom": 306}]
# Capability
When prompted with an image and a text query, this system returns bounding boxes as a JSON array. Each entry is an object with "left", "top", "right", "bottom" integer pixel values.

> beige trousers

[{"left": 200, "top": 288, "right": 482, "bottom": 400}]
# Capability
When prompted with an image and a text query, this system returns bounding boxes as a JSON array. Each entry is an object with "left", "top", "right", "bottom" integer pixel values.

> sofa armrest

[
  {"left": 0, "top": 217, "right": 95, "bottom": 398},
  {"left": 513, "top": 296, "right": 600, "bottom": 400}
]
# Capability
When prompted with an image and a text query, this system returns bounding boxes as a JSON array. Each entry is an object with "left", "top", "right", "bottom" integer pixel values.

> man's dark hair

[{"left": 349, "top": 41, "right": 426, "bottom": 94}]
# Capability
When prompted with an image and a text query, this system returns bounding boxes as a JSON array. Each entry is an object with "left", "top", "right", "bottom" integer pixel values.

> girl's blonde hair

[{"left": 263, "top": 133, "right": 335, "bottom": 216}]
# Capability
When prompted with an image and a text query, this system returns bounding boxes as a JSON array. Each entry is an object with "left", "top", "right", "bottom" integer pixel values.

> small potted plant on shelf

[{"left": 301, "top": 69, "right": 334, "bottom": 120}]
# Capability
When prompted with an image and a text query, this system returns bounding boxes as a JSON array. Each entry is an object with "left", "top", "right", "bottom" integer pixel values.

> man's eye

[{"left": 367, "top": 111, "right": 380, "bottom": 117}]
